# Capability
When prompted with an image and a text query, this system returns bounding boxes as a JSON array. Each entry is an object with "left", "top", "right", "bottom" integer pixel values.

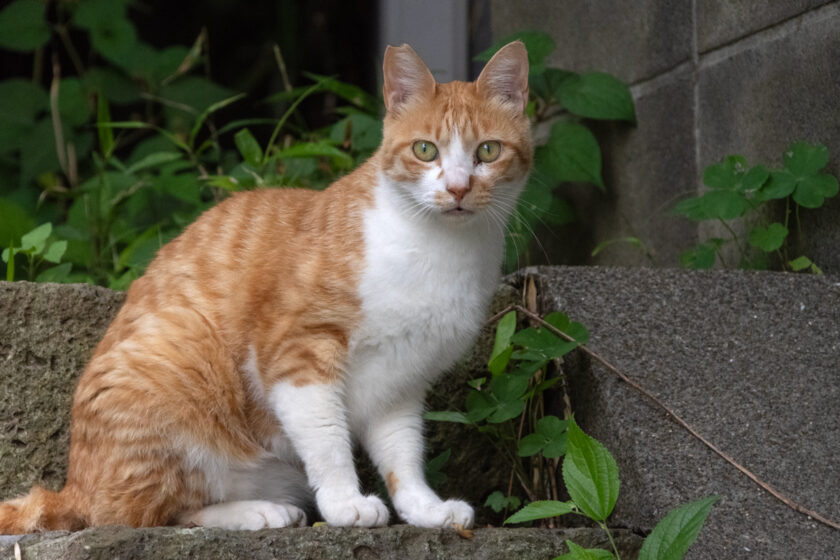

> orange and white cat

[{"left": 0, "top": 41, "right": 532, "bottom": 533}]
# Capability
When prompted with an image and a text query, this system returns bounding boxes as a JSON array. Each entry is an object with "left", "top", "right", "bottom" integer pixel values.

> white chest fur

[{"left": 343, "top": 181, "right": 505, "bottom": 428}]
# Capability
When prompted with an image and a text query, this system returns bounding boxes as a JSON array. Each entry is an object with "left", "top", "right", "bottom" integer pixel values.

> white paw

[
  {"left": 399, "top": 498, "right": 474, "bottom": 529},
  {"left": 193, "top": 500, "right": 307, "bottom": 530},
  {"left": 318, "top": 492, "right": 390, "bottom": 527}
]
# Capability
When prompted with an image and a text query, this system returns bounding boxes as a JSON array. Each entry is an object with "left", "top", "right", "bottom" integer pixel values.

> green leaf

[
  {"left": 42, "top": 240, "right": 67, "bottom": 264},
  {"left": 788, "top": 255, "right": 821, "bottom": 273},
  {"left": 756, "top": 171, "right": 797, "bottom": 201},
  {"left": 536, "top": 415, "right": 569, "bottom": 458},
  {"left": 125, "top": 151, "right": 183, "bottom": 175},
  {"left": 793, "top": 174, "right": 838, "bottom": 208},
  {"left": 465, "top": 390, "right": 495, "bottom": 423},
  {"left": 679, "top": 239, "right": 722, "bottom": 270},
  {"left": 0, "top": 198, "right": 36, "bottom": 245},
  {"left": 504, "top": 500, "right": 575, "bottom": 524},
  {"left": 96, "top": 93, "right": 115, "bottom": 157},
  {"left": 57, "top": 78, "right": 92, "bottom": 126},
  {"left": 0, "top": 78, "right": 48, "bottom": 126},
  {"left": 702, "top": 155, "right": 746, "bottom": 190},
  {"left": 36, "top": 262, "right": 72, "bottom": 283},
  {"left": 555, "top": 541, "right": 615, "bottom": 560},
  {"left": 302, "top": 72, "right": 379, "bottom": 115},
  {"left": 748, "top": 223, "right": 788, "bottom": 252},
  {"left": 638, "top": 496, "right": 718, "bottom": 560},
  {"left": 422, "top": 410, "right": 470, "bottom": 424},
  {"left": 529, "top": 68, "right": 576, "bottom": 104},
  {"left": 558, "top": 72, "right": 635, "bottom": 123},
  {"left": 424, "top": 448, "right": 450, "bottom": 490},
  {"left": 0, "top": 0, "right": 51, "bottom": 51},
  {"left": 518, "top": 433, "right": 548, "bottom": 457},
  {"left": 489, "top": 310, "right": 517, "bottom": 369},
  {"left": 487, "top": 399, "right": 527, "bottom": 423},
  {"left": 562, "top": 417, "right": 619, "bottom": 522},
  {"left": 273, "top": 141, "right": 353, "bottom": 167},
  {"left": 20, "top": 223, "right": 52, "bottom": 254},
  {"left": 234, "top": 128, "right": 264, "bottom": 168},
  {"left": 784, "top": 141, "right": 828, "bottom": 176},
  {"left": 485, "top": 491, "right": 521, "bottom": 513},
  {"left": 537, "top": 120, "right": 603, "bottom": 189},
  {"left": 488, "top": 346, "right": 513, "bottom": 376},
  {"left": 89, "top": 17, "right": 139, "bottom": 70},
  {"left": 740, "top": 164, "right": 770, "bottom": 193},
  {"left": 489, "top": 374, "right": 530, "bottom": 402},
  {"left": 189, "top": 92, "right": 247, "bottom": 147},
  {"left": 475, "top": 31, "right": 556, "bottom": 75},
  {"left": 4, "top": 245, "right": 14, "bottom": 281}
]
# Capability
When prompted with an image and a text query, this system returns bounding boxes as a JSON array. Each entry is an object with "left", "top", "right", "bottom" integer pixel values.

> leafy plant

[
  {"left": 2, "top": 222, "right": 70, "bottom": 282},
  {"left": 427, "top": 310, "right": 716, "bottom": 558},
  {"left": 425, "top": 309, "right": 588, "bottom": 514},
  {"left": 674, "top": 142, "right": 838, "bottom": 272},
  {"left": 477, "top": 31, "right": 636, "bottom": 271},
  {"left": 0, "top": 0, "right": 380, "bottom": 288}
]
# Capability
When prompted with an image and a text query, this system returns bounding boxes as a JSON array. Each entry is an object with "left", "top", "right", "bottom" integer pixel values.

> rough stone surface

[
  {"left": 523, "top": 266, "right": 840, "bottom": 559},
  {"left": 582, "top": 70, "right": 697, "bottom": 267},
  {"left": 0, "top": 525, "right": 642, "bottom": 559},
  {"left": 0, "top": 283, "right": 124, "bottom": 498},
  {"left": 698, "top": 4, "right": 840, "bottom": 273},
  {"left": 697, "top": 0, "right": 833, "bottom": 52},
  {"left": 491, "top": 0, "right": 692, "bottom": 84}
]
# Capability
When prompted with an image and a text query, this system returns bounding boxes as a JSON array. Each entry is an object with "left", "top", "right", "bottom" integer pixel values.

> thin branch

[{"left": 486, "top": 303, "right": 840, "bottom": 531}]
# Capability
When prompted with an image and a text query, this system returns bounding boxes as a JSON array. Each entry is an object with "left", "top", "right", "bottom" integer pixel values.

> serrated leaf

[
  {"left": 20, "top": 223, "right": 52, "bottom": 254},
  {"left": 234, "top": 128, "right": 264, "bottom": 168},
  {"left": 504, "top": 500, "right": 575, "bottom": 524},
  {"left": 554, "top": 540, "right": 615, "bottom": 560},
  {"left": 42, "top": 240, "right": 67, "bottom": 264},
  {"left": 422, "top": 410, "right": 470, "bottom": 424},
  {"left": 784, "top": 141, "right": 828, "bottom": 176},
  {"left": 536, "top": 121, "right": 603, "bottom": 188},
  {"left": 793, "top": 174, "right": 838, "bottom": 208},
  {"left": 562, "top": 417, "right": 619, "bottom": 522},
  {"left": 0, "top": 0, "right": 51, "bottom": 51},
  {"left": 638, "top": 496, "right": 718, "bottom": 560},
  {"left": 558, "top": 72, "right": 635, "bottom": 123},
  {"left": 747, "top": 223, "right": 788, "bottom": 252}
]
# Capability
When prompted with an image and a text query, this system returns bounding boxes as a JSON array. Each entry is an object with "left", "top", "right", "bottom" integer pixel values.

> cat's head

[{"left": 379, "top": 41, "right": 532, "bottom": 225}]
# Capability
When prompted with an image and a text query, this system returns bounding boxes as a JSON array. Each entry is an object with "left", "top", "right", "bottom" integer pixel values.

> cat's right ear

[{"left": 382, "top": 44, "right": 436, "bottom": 114}]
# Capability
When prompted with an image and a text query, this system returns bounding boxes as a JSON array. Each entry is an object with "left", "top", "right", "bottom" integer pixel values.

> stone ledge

[{"left": 0, "top": 525, "right": 643, "bottom": 560}]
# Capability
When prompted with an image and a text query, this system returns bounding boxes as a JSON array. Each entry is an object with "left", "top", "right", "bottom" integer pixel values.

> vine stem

[
  {"left": 485, "top": 304, "right": 840, "bottom": 532},
  {"left": 599, "top": 520, "right": 621, "bottom": 560}
]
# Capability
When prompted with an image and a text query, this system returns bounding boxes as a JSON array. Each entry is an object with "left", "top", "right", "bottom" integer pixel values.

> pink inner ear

[
  {"left": 383, "top": 45, "right": 435, "bottom": 113},
  {"left": 476, "top": 42, "right": 530, "bottom": 112}
]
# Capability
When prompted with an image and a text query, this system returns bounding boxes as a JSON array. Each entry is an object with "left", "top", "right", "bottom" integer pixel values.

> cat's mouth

[{"left": 443, "top": 206, "right": 475, "bottom": 217}]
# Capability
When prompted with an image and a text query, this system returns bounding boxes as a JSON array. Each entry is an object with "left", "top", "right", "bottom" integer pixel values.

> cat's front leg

[
  {"left": 362, "top": 401, "right": 475, "bottom": 529},
  {"left": 270, "top": 381, "right": 389, "bottom": 527}
]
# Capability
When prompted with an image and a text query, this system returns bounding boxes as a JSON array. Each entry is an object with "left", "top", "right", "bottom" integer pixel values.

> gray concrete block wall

[{"left": 492, "top": 1, "right": 840, "bottom": 272}]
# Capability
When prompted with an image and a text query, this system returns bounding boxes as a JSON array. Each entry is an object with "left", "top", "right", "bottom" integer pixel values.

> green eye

[
  {"left": 476, "top": 141, "right": 501, "bottom": 163},
  {"left": 412, "top": 140, "right": 438, "bottom": 162}
]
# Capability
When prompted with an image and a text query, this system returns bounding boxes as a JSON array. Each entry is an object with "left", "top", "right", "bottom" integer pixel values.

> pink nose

[{"left": 446, "top": 184, "right": 470, "bottom": 203}]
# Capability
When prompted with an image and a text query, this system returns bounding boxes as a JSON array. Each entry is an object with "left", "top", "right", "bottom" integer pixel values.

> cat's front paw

[
  {"left": 399, "top": 498, "right": 474, "bottom": 529},
  {"left": 318, "top": 492, "right": 390, "bottom": 527}
]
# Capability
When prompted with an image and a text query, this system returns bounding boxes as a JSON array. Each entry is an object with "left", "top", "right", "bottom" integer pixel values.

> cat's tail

[{"left": 0, "top": 486, "right": 85, "bottom": 534}]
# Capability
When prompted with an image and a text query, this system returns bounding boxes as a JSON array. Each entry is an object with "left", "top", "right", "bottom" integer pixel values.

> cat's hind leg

[{"left": 183, "top": 500, "right": 307, "bottom": 530}]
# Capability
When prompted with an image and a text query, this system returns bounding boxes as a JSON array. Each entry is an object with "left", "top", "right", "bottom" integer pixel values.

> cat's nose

[{"left": 446, "top": 182, "right": 470, "bottom": 203}]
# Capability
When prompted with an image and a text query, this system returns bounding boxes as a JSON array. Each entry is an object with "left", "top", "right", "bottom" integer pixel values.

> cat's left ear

[
  {"left": 476, "top": 41, "right": 529, "bottom": 112},
  {"left": 382, "top": 44, "right": 436, "bottom": 114}
]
